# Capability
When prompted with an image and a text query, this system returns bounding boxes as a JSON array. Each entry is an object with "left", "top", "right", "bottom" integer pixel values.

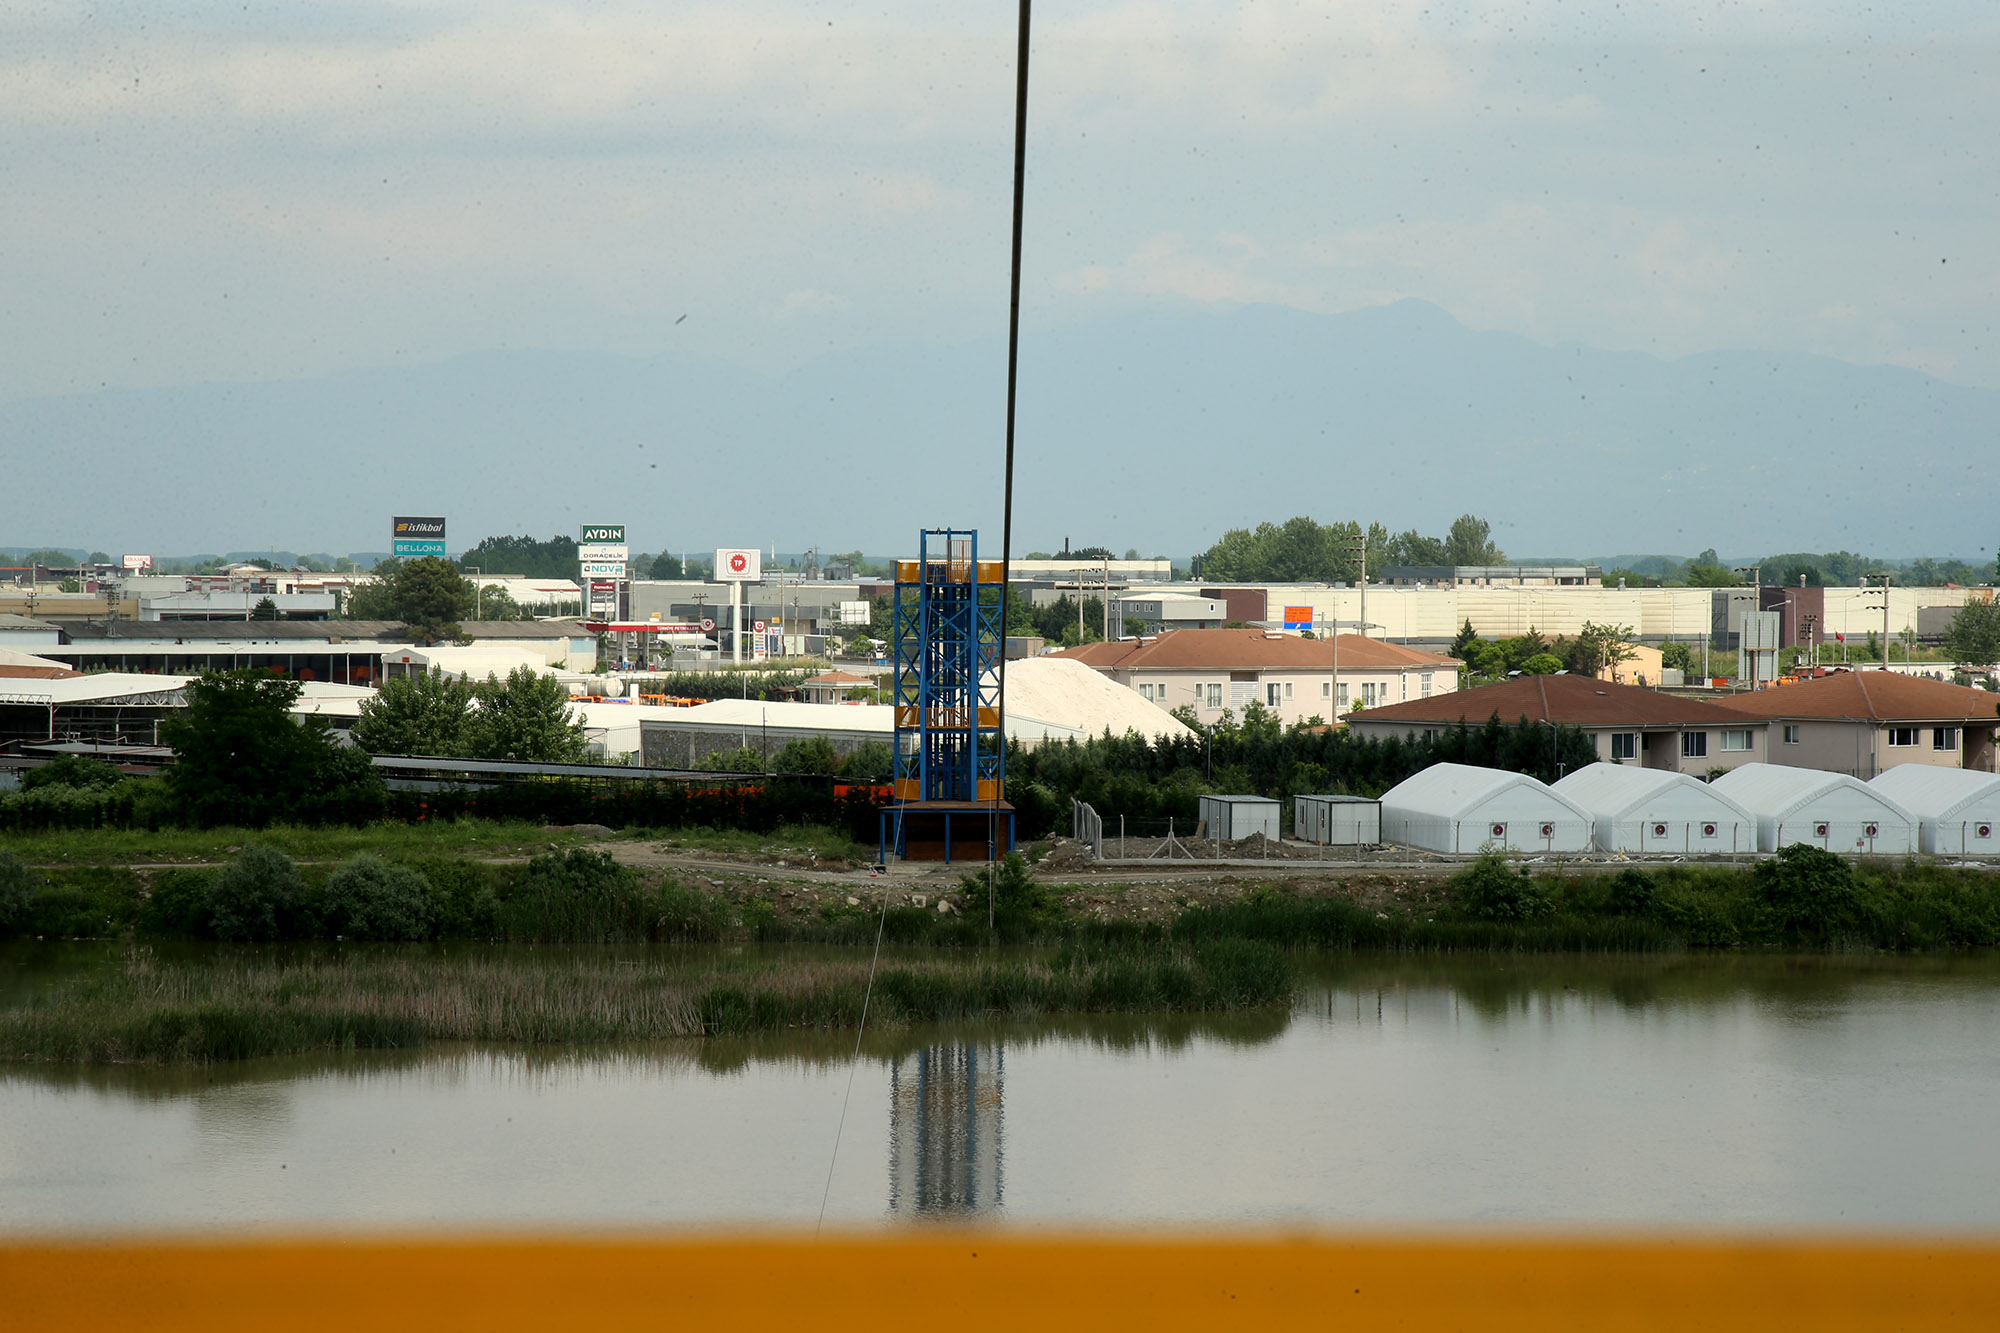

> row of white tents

[{"left": 1377, "top": 762, "right": 2000, "bottom": 857}]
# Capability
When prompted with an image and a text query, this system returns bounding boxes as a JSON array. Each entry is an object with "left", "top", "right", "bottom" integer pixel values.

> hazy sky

[{"left": 3, "top": 0, "right": 1995, "bottom": 416}]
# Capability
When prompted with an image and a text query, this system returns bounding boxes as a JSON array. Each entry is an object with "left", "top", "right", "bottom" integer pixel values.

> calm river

[{"left": 3, "top": 949, "right": 1998, "bottom": 1233}]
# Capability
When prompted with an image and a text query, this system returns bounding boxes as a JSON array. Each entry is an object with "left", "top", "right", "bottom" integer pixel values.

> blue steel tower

[{"left": 880, "top": 528, "right": 1013, "bottom": 862}]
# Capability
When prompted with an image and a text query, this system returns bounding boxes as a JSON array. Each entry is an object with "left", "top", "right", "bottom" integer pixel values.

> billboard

[
  {"left": 1282, "top": 605, "right": 1315, "bottom": 631},
  {"left": 392, "top": 516, "right": 447, "bottom": 558},
  {"left": 580, "top": 560, "right": 628, "bottom": 577},
  {"left": 577, "top": 543, "right": 628, "bottom": 562},
  {"left": 580, "top": 524, "right": 625, "bottom": 544},
  {"left": 122, "top": 554, "right": 153, "bottom": 571},
  {"left": 715, "top": 548, "right": 761, "bottom": 582}
]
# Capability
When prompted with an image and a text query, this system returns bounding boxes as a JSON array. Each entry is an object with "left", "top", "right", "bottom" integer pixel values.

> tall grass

[
  {"left": 0, "top": 819, "right": 595, "bottom": 867},
  {"left": 0, "top": 939, "right": 1294, "bottom": 1064}
]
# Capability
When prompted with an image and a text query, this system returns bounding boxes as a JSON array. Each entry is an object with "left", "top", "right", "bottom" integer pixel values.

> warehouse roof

[
  {"left": 1712, "top": 672, "right": 2000, "bottom": 723},
  {"left": 57, "top": 619, "right": 589, "bottom": 642},
  {"left": 1356, "top": 674, "right": 1754, "bottom": 727},
  {"left": 1057, "top": 628, "right": 1453, "bottom": 672},
  {"left": 1002, "top": 656, "right": 1194, "bottom": 743}
]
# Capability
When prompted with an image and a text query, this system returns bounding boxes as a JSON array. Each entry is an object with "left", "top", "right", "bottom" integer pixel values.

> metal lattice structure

[{"left": 880, "top": 529, "right": 1012, "bottom": 862}]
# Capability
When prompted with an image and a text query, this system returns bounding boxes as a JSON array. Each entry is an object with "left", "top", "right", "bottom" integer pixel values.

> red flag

[{"left": 1835, "top": 632, "right": 1845, "bottom": 643}]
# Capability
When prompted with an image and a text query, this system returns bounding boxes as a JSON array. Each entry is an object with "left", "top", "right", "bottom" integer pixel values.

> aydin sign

[
  {"left": 715, "top": 548, "right": 761, "bottom": 582},
  {"left": 580, "top": 525, "right": 624, "bottom": 544}
]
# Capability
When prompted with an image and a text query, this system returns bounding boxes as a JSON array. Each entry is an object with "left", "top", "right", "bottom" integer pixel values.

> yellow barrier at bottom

[{"left": 5, "top": 1233, "right": 1999, "bottom": 1331}]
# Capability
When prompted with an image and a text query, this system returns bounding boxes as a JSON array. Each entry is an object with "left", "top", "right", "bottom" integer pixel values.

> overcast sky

[{"left": 3, "top": 2, "right": 1994, "bottom": 412}]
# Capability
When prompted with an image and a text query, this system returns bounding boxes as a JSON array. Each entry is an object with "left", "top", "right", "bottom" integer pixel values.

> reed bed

[{"left": 0, "top": 940, "right": 1293, "bottom": 1065}]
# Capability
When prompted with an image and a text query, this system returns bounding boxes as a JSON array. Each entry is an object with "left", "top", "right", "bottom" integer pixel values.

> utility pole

[
  {"left": 1865, "top": 572, "right": 1893, "bottom": 668},
  {"left": 1102, "top": 555, "right": 1111, "bottom": 641}
]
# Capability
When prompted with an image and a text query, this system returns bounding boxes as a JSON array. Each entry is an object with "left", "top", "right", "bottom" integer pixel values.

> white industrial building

[
  {"left": 1293, "top": 794, "right": 1381, "bottom": 846},
  {"left": 1868, "top": 766, "right": 2000, "bottom": 855},
  {"left": 1379, "top": 763, "right": 1593, "bottom": 854},
  {"left": 1552, "top": 763, "right": 1757, "bottom": 854},
  {"left": 1710, "top": 763, "right": 1917, "bottom": 854}
]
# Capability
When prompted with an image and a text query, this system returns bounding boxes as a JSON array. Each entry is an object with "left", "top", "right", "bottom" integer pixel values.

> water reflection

[{"left": 888, "top": 1044, "right": 1003, "bottom": 1217}]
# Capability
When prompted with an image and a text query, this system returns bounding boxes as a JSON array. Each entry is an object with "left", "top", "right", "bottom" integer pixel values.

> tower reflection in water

[{"left": 887, "top": 1044, "right": 1003, "bottom": 1216}]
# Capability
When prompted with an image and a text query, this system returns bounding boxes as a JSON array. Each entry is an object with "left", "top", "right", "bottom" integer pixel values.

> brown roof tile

[
  {"left": 1354, "top": 674, "right": 1758, "bottom": 728},
  {"left": 1711, "top": 672, "right": 2000, "bottom": 723},
  {"left": 1050, "top": 628, "right": 1454, "bottom": 672}
]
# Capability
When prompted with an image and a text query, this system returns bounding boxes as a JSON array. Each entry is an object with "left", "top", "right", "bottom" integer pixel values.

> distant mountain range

[{"left": 3, "top": 300, "right": 1992, "bottom": 559}]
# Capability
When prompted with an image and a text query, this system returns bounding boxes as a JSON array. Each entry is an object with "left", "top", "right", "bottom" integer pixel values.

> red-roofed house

[
  {"left": 1054, "top": 628, "right": 1458, "bottom": 727},
  {"left": 1712, "top": 671, "right": 2000, "bottom": 777},
  {"left": 1347, "top": 674, "right": 1770, "bottom": 775}
]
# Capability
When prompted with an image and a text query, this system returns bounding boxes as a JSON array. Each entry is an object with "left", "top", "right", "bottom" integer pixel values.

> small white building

[
  {"left": 1868, "top": 766, "right": 2000, "bottom": 855},
  {"left": 1293, "top": 794, "right": 1380, "bottom": 846},
  {"left": 1710, "top": 762, "right": 1917, "bottom": 854},
  {"left": 1199, "top": 795, "right": 1280, "bottom": 841},
  {"left": 1379, "top": 763, "right": 1593, "bottom": 854},
  {"left": 1552, "top": 763, "right": 1757, "bottom": 854}
]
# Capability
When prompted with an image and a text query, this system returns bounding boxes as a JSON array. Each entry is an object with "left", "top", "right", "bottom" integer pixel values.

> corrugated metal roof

[{"left": 0, "top": 673, "right": 190, "bottom": 706}]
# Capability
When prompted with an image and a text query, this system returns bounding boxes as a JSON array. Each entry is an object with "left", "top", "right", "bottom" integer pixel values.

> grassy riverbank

[{"left": 0, "top": 940, "right": 1293, "bottom": 1064}]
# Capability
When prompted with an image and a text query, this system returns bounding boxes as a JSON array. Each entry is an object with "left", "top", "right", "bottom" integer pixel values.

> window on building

[
  {"left": 1322, "top": 681, "right": 1331, "bottom": 698},
  {"left": 1422, "top": 672, "right": 1434, "bottom": 697},
  {"left": 1267, "top": 683, "right": 1282, "bottom": 707},
  {"left": 1284, "top": 681, "right": 1293, "bottom": 699},
  {"left": 1721, "top": 730, "right": 1752, "bottom": 752},
  {"left": 1362, "top": 682, "right": 1379, "bottom": 706},
  {"left": 1337, "top": 683, "right": 1348, "bottom": 706},
  {"left": 1888, "top": 727, "right": 1918, "bottom": 747},
  {"left": 1610, "top": 732, "right": 1637, "bottom": 760},
  {"left": 1682, "top": 731, "right": 1708, "bottom": 758},
  {"left": 1935, "top": 727, "right": 1959, "bottom": 751},
  {"left": 1206, "top": 683, "right": 1222, "bottom": 709},
  {"left": 1783, "top": 724, "right": 1800, "bottom": 745},
  {"left": 1421, "top": 728, "right": 1439, "bottom": 743}
]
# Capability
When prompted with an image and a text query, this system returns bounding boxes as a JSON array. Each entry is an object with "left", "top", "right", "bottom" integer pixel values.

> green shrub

[
  {"left": 404, "top": 857, "right": 502, "bottom": 940},
  {"left": 206, "top": 845, "right": 306, "bottom": 942},
  {"left": 499, "top": 847, "right": 655, "bottom": 942},
  {"left": 321, "top": 853, "right": 434, "bottom": 941},
  {"left": 0, "top": 849, "right": 38, "bottom": 934},
  {"left": 1755, "top": 843, "right": 1859, "bottom": 941},
  {"left": 23, "top": 868, "right": 144, "bottom": 938},
  {"left": 1608, "top": 867, "right": 1660, "bottom": 916},
  {"left": 1452, "top": 850, "right": 1551, "bottom": 922},
  {"left": 19, "top": 755, "right": 123, "bottom": 792},
  {"left": 959, "top": 852, "right": 1053, "bottom": 929},
  {"left": 137, "top": 869, "right": 215, "bottom": 938}
]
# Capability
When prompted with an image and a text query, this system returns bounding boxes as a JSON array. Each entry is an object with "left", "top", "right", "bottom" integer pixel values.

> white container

[
  {"left": 1198, "top": 795, "right": 1281, "bottom": 842},
  {"left": 1293, "top": 794, "right": 1380, "bottom": 846}
]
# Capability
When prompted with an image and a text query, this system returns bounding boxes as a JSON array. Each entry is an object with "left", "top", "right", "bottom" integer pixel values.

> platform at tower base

[{"left": 879, "top": 801, "right": 1017, "bottom": 863}]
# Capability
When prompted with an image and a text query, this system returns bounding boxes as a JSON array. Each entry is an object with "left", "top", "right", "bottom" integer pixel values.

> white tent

[
  {"left": 1552, "top": 763, "right": 1756, "bottom": 854},
  {"left": 1379, "top": 763, "right": 1593, "bottom": 854},
  {"left": 1868, "top": 767, "right": 2000, "bottom": 855},
  {"left": 1710, "top": 763, "right": 1916, "bottom": 854}
]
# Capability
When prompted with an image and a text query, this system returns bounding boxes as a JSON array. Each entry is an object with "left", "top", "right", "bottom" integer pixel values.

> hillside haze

[{"left": 4, "top": 301, "right": 1990, "bottom": 558}]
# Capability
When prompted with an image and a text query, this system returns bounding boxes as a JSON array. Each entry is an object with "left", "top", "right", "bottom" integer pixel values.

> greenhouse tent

[
  {"left": 1552, "top": 763, "right": 1756, "bottom": 854},
  {"left": 1710, "top": 763, "right": 1916, "bottom": 854},
  {"left": 1868, "top": 767, "right": 2000, "bottom": 855},
  {"left": 1379, "top": 763, "right": 1592, "bottom": 854}
]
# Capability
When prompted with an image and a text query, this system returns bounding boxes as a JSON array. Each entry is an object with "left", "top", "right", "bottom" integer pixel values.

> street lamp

[{"left": 465, "top": 566, "right": 486, "bottom": 621}]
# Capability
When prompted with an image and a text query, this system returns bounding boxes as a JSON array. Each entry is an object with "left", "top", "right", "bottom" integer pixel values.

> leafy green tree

[
  {"left": 1385, "top": 529, "right": 1448, "bottom": 566},
  {"left": 159, "top": 671, "right": 386, "bottom": 827},
  {"left": 1565, "top": 622, "right": 1637, "bottom": 678},
  {"left": 1442, "top": 513, "right": 1505, "bottom": 565},
  {"left": 1518, "top": 652, "right": 1565, "bottom": 675},
  {"left": 771, "top": 735, "right": 842, "bottom": 774},
  {"left": 470, "top": 666, "right": 588, "bottom": 762},
  {"left": 353, "top": 669, "right": 477, "bottom": 756},
  {"left": 647, "top": 552, "right": 686, "bottom": 578},
  {"left": 1681, "top": 561, "right": 1743, "bottom": 587},
  {"left": 251, "top": 596, "right": 280, "bottom": 621},
  {"left": 1777, "top": 562, "right": 1825, "bottom": 587},
  {"left": 1449, "top": 619, "right": 1481, "bottom": 661},
  {"left": 457, "top": 533, "right": 580, "bottom": 578},
  {"left": 1944, "top": 600, "right": 2000, "bottom": 663},
  {"left": 1660, "top": 642, "right": 1696, "bottom": 672},
  {"left": 345, "top": 556, "right": 475, "bottom": 642}
]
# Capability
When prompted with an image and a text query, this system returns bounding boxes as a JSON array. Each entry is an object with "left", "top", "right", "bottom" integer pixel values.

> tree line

[{"left": 1191, "top": 514, "right": 1504, "bottom": 584}]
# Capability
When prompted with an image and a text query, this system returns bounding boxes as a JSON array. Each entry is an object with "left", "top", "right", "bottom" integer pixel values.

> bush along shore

[{"left": 2, "top": 840, "right": 1996, "bottom": 1063}]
